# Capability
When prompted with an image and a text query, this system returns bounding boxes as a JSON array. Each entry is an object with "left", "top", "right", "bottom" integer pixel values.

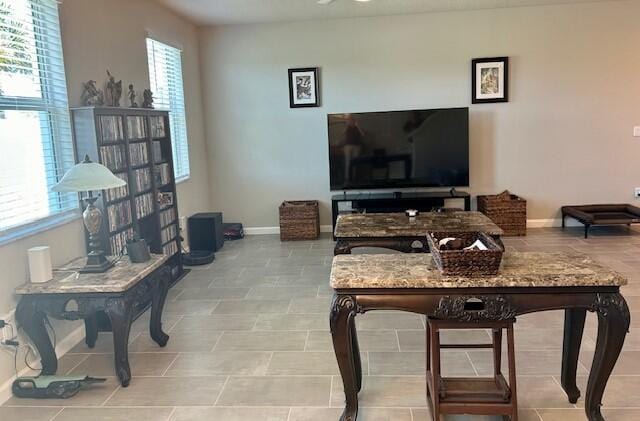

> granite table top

[
  {"left": 15, "top": 254, "right": 168, "bottom": 295},
  {"left": 334, "top": 212, "right": 504, "bottom": 238},
  {"left": 330, "top": 252, "right": 627, "bottom": 289}
]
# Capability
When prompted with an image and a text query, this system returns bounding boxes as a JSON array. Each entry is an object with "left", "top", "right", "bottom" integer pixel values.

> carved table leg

[
  {"left": 349, "top": 316, "right": 362, "bottom": 392},
  {"left": 585, "top": 294, "right": 630, "bottom": 421},
  {"left": 561, "top": 308, "right": 586, "bottom": 403},
  {"left": 84, "top": 315, "right": 99, "bottom": 348},
  {"left": 105, "top": 298, "right": 133, "bottom": 387},
  {"left": 334, "top": 240, "right": 352, "bottom": 255},
  {"left": 150, "top": 268, "right": 170, "bottom": 347},
  {"left": 15, "top": 297, "right": 57, "bottom": 375},
  {"left": 331, "top": 294, "right": 360, "bottom": 421}
]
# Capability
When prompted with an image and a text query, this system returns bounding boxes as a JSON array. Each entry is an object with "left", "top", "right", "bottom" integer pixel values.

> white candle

[{"left": 28, "top": 246, "right": 53, "bottom": 284}]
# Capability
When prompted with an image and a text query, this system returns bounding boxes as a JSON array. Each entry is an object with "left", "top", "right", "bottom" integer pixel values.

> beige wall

[
  {"left": 199, "top": 0, "right": 640, "bottom": 227},
  {"left": 0, "top": 0, "right": 210, "bottom": 393}
]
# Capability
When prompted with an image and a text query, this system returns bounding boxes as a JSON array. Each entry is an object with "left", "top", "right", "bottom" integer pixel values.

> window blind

[
  {"left": 0, "top": 0, "right": 77, "bottom": 241},
  {"left": 146, "top": 38, "right": 190, "bottom": 181}
]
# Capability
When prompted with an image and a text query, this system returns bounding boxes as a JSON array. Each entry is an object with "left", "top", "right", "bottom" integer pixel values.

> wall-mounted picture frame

[
  {"left": 471, "top": 57, "right": 509, "bottom": 104},
  {"left": 288, "top": 67, "right": 319, "bottom": 108}
]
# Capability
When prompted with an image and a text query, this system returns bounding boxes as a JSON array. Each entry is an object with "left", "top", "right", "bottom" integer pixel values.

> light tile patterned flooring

[{"left": 3, "top": 226, "right": 640, "bottom": 420}]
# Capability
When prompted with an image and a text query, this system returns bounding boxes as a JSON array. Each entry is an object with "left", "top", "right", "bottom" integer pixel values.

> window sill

[
  {"left": 0, "top": 210, "right": 82, "bottom": 248},
  {"left": 175, "top": 175, "right": 190, "bottom": 184}
]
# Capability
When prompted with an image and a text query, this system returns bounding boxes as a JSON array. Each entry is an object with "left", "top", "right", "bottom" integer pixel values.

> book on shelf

[
  {"left": 163, "top": 240, "right": 178, "bottom": 257},
  {"left": 100, "top": 116, "right": 124, "bottom": 142},
  {"left": 106, "top": 201, "right": 132, "bottom": 232},
  {"left": 132, "top": 167, "right": 152, "bottom": 193},
  {"left": 99, "top": 144, "right": 125, "bottom": 171},
  {"left": 150, "top": 116, "right": 166, "bottom": 138},
  {"left": 135, "top": 192, "right": 155, "bottom": 219},
  {"left": 129, "top": 142, "right": 149, "bottom": 167},
  {"left": 127, "top": 116, "right": 147, "bottom": 139},
  {"left": 152, "top": 141, "right": 163, "bottom": 163},
  {"left": 161, "top": 224, "right": 178, "bottom": 244},
  {"left": 154, "top": 162, "right": 172, "bottom": 186},
  {"left": 160, "top": 207, "right": 176, "bottom": 227},
  {"left": 109, "top": 227, "right": 133, "bottom": 256},
  {"left": 104, "top": 172, "right": 129, "bottom": 202}
]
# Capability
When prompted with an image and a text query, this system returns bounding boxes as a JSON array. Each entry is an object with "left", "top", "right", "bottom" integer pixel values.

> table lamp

[{"left": 52, "top": 155, "right": 127, "bottom": 273}]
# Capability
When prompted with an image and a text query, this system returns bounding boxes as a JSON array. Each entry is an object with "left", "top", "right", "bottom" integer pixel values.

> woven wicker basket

[
  {"left": 477, "top": 192, "right": 527, "bottom": 236},
  {"left": 279, "top": 200, "right": 320, "bottom": 241},
  {"left": 426, "top": 232, "right": 503, "bottom": 276}
]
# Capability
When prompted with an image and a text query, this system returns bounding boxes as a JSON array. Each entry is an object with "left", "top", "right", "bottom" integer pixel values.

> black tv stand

[{"left": 331, "top": 191, "right": 471, "bottom": 237}]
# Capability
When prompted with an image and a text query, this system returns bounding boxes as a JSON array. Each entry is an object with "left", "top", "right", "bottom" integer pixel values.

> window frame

[
  {"left": 146, "top": 37, "right": 191, "bottom": 182},
  {"left": 0, "top": 0, "right": 80, "bottom": 245}
]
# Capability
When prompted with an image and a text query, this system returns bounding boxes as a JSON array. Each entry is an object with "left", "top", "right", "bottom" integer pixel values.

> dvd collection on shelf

[
  {"left": 129, "top": 142, "right": 149, "bottom": 167},
  {"left": 161, "top": 224, "right": 178, "bottom": 244},
  {"left": 100, "top": 144, "right": 126, "bottom": 171},
  {"left": 160, "top": 207, "right": 176, "bottom": 227},
  {"left": 107, "top": 201, "right": 132, "bottom": 232},
  {"left": 127, "top": 116, "right": 147, "bottom": 140},
  {"left": 154, "top": 163, "right": 171, "bottom": 186},
  {"left": 135, "top": 192, "right": 155, "bottom": 219},
  {"left": 100, "top": 116, "right": 124, "bottom": 142},
  {"left": 132, "top": 167, "right": 152, "bottom": 193},
  {"left": 110, "top": 227, "right": 133, "bottom": 256},
  {"left": 104, "top": 172, "right": 129, "bottom": 203},
  {"left": 163, "top": 240, "right": 178, "bottom": 257},
  {"left": 150, "top": 116, "right": 166, "bottom": 138},
  {"left": 152, "top": 141, "right": 163, "bottom": 163}
]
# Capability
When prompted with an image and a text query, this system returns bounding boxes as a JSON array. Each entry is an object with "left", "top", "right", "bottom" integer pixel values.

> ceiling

[{"left": 158, "top": 0, "right": 615, "bottom": 26}]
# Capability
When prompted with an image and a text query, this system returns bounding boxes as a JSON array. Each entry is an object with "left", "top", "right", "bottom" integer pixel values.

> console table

[
  {"left": 15, "top": 255, "right": 171, "bottom": 387},
  {"left": 330, "top": 252, "right": 629, "bottom": 421},
  {"left": 331, "top": 191, "right": 471, "bottom": 238},
  {"left": 333, "top": 211, "right": 503, "bottom": 255}
]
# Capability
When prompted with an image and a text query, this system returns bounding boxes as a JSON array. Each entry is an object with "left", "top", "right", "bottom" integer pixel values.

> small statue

[
  {"left": 141, "top": 89, "right": 154, "bottom": 109},
  {"left": 81, "top": 80, "right": 104, "bottom": 106},
  {"left": 128, "top": 84, "right": 138, "bottom": 108},
  {"left": 104, "top": 70, "right": 122, "bottom": 107}
]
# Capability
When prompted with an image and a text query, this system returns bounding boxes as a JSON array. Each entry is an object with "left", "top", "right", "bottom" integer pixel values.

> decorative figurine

[
  {"left": 80, "top": 80, "right": 104, "bottom": 106},
  {"left": 141, "top": 89, "right": 154, "bottom": 109},
  {"left": 128, "top": 84, "right": 138, "bottom": 108},
  {"left": 104, "top": 70, "right": 122, "bottom": 107}
]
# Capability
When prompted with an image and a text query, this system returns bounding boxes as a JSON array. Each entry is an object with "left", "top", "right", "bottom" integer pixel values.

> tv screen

[{"left": 328, "top": 107, "right": 469, "bottom": 190}]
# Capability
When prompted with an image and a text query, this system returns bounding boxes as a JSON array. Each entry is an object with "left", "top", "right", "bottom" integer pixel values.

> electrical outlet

[
  {"left": 634, "top": 127, "right": 640, "bottom": 137},
  {"left": 0, "top": 311, "right": 16, "bottom": 342},
  {"left": 635, "top": 188, "right": 640, "bottom": 199}
]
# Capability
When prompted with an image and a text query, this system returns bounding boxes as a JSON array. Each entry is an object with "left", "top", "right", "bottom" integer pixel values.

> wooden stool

[{"left": 426, "top": 318, "right": 518, "bottom": 421}]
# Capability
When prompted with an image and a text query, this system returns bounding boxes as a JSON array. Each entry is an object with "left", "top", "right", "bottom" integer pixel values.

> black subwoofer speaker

[{"left": 188, "top": 212, "right": 224, "bottom": 252}]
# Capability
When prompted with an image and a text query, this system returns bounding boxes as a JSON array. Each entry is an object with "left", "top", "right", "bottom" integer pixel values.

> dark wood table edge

[
  {"left": 334, "top": 235, "right": 504, "bottom": 255},
  {"left": 15, "top": 265, "right": 172, "bottom": 387},
  {"left": 329, "top": 286, "right": 629, "bottom": 421}
]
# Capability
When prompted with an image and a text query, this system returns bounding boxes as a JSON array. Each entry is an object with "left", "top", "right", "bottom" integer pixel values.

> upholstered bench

[{"left": 561, "top": 204, "right": 640, "bottom": 238}]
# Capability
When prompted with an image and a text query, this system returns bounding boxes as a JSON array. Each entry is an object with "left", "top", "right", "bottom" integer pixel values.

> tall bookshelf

[{"left": 71, "top": 106, "right": 184, "bottom": 283}]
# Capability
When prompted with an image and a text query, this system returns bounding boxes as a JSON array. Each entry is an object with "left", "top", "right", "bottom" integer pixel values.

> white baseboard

[
  {"left": 244, "top": 225, "right": 333, "bottom": 235},
  {"left": 527, "top": 218, "right": 582, "bottom": 228},
  {"left": 0, "top": 323, "right": 85, "bottom": 405}
]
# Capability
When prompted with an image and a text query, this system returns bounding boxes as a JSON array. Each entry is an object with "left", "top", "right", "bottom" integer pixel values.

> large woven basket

[
  {"left": 279, "top": 200, "right": 320, "bottom": 241},
  {"left": 477, "top": 192, "right": 527, "bottom": 236},
  {"left": 426, "top": 232, "right": 503, "bottom": 276}
]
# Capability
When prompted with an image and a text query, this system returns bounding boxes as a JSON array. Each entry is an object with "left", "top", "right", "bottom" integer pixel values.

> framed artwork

[
  {"left": 471, "top": 57, "right": 509, "bottom": 104},
  {"left": 288, "top": 67, "right": 319, "bottom": 108}
]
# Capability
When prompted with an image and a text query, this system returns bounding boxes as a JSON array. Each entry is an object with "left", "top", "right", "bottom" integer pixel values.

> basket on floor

[
  {"left": 426, "top": 232, "right": 503, "bottom": 276},
  {"left": 279, "top": 200, "right": 320, "bottom": 241},
  {"left": 477, "top": 191, "right": 527, "bottom": 236}
]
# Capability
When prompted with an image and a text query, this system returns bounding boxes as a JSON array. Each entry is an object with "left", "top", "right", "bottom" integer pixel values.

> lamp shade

[{"left": 52, "top": 155, "right": 126, "bottom": 193}]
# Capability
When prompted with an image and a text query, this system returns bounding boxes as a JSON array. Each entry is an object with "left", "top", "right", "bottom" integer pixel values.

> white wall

[
  {"left": 199, "top": 0, "right": 640, "bottom": 227},
  {"left": 0, "top": 0, "right": 210, "bottom": 396}
]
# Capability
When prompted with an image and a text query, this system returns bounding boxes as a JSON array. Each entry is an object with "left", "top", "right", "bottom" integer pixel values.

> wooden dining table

[{"left": 329, "top": 252, "right": 629, "bottom": 421}]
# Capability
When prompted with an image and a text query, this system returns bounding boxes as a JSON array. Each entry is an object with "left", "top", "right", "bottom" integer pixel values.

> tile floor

[{"left": 3, "top": 226, "right": 640, "bottom": 420}]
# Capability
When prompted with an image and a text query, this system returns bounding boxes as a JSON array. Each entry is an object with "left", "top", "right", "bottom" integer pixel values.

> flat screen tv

[{"left": 328, "top": 107, "right": 469, "bottom": 190}]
